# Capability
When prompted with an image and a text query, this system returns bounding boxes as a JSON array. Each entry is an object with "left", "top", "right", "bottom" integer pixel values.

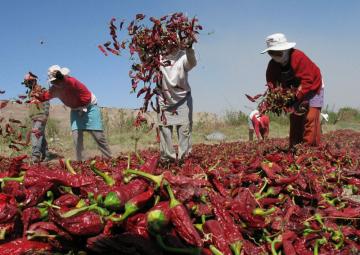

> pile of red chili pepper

[
  {"left": 0, "top": 129, "right": 360, "bottom": 254},
  {"left": 99, "top": 13, "right": 202, "bottom": 113},
  {"left": 246, "top": 82, "right": 298, "bottom": 116}
]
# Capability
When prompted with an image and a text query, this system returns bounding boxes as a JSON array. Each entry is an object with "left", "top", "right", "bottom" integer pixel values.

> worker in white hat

[
  {"left": 156, "top": 42, "right": 197, "bottom": 166},
  {"left": 248, "top": 109, "right": 270, "bottom": 141},
  {"left": 37, "top": 65, "right": 112, "bottom": 161},
  {"left": 261, "top": 33, "right": 324, "bottom": 147}
]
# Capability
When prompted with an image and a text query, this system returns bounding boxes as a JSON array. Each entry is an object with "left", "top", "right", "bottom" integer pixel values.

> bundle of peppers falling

[
  {"left": 99, "top": 13, "right": 202, "bottom": 114},
  {"left": 0, "top": 80, "right": 48, "bottom": 153},
  {"left": 0, "top": 130, "right": 360, "bottom": 254},
  {"left": 245, "top": 82, "right": 298, "bottom": 116}
]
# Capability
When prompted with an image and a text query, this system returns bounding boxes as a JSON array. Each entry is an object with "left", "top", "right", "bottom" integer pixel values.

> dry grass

[{"left": 1, "top": 104, "right": 359, "bottom": 160}]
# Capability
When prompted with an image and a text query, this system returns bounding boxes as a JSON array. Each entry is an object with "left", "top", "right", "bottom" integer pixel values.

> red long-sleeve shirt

[
  {"left": 266, "top": 49, "right": 322, "bottom": 98},
  {"left": 40, "top": 76, "right": 92, "bottom": 108},
  {"left": 252, "top": 115, "right": 270, "bottom": 140}
]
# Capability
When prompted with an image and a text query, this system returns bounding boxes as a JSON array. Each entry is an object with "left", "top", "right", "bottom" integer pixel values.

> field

[{"left": 1, "top": 103, "right": 359, "bottom": 160}]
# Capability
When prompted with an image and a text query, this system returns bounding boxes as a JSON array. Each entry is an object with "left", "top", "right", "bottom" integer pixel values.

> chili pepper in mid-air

[
  {"left": 164, "top": 181, "right": 203, "bottom": 247},
  {"left": 0, "top": 100, "right": 8, "bottom": 109},
  {"left": 98, "top": 45, "right": 108, "bottom": 56}
]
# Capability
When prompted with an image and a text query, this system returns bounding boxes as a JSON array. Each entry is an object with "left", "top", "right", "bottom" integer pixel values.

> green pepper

[{"left": 90, "top": 160, "right": 116, "bottom": 186}]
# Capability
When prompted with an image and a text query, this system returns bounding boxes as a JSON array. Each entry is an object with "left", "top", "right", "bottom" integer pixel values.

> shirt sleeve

[
  {"left": 292, "top": 51, "right": 322, "bottom": 98},
  {"left": 183, "top": 48, "right": 197, "bottom": 72},
  {"left": 251, "top": 116, "right": 261, "bottom": 140}
]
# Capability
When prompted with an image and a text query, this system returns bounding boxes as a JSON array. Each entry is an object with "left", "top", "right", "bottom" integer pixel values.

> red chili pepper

[
  {"left": 282, "top": 230, "right": 297, "bottom": 255},
  {"left": 261, "top": 161, "right": 282, "bottom": 180},
  {"left": 203, "top": 220, "right": 232, "bottom": 255},
  {"left": 109, "top": 188, "right": 154, "bottom": 222},
  {"left": 0, "top": 100, "right": 8, "bottom": 109},
  {"left": 98, "top": 45, "right": 108, "bottom": 56},
  {"left": 212, "top": 200, "right": 243, "bottom": 255},
  {"left": 0, "top": 238, "right": 52, "bottom": 255},
  {"left": 135, "top": 13, "right": 145, "bottom": 20},
  {"left": 164, "top": 182, "right": 203, "bottom": 247},
  {"left": 275, "top": 172, "right": 300, "bottom": 184}
]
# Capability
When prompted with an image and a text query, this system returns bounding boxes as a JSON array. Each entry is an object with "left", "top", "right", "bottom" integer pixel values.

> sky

[{"left": 0, "top": 0, "right": 359, "bottom": 115}]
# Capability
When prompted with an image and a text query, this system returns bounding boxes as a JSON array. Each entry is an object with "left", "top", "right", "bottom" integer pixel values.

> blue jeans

[{"left": 31, "top": 120, "right": 49, "bottom": 161}]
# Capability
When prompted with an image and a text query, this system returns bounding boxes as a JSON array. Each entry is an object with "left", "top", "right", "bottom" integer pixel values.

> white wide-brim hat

[
  {"left": 48, "top": 65, "right": 70, "bottom": 82},
  {"left": 261, "top": 33, "right": 296, "bottom": 54},
  {"left": 321, "top": 113, "right": 329, "bottom": 122}
]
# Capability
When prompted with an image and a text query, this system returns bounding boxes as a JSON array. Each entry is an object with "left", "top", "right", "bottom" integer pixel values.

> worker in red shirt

[
  {"left": 261, "top": 33, "right": 324, "bottom": 147},
  {"left": 248, "top": 109, "right": 270, "bottom": 141},
  {"left": 38, "top": 65, "right": 112, "bottom": 161}
]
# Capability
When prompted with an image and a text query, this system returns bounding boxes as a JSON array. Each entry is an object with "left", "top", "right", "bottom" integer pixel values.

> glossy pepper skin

[
  {"left": 0, "top": 238, "right": 52, "bottom": 255},
  {"left": 109, "top": 188, "right": 154, "bottom": 222},
  {"left": 165, "top": 182, "right": 203, "bottom": 247},
  {"left": 146, "top": 201, "right": 171, "bottom": 234}
]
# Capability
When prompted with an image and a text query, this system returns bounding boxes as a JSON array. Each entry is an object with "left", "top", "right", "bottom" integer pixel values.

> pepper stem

[
  {"left": 60, "top": 203, "right": 109, "bottom": 218},
  {"left": 90, "top": 160, "right": 115, "bottom": 186},
  {"left": 252, "top": 207, "right": 276, "bottom": 217},
  {"left": 209, "top": 245, "right": 224, "bottom": 255},
  {"left": 230, "top": 241, "right": 243, "bottom": 255},
  {"left": 124, "top": 169, "right": 163, "bottom": 188},
  {"left": 314, "top": 237, "right": 327, "bottom": 255},
  {"left": 0, "top": 175, "right": 24, "bottom": 183},
  {"left": 65, "top": 158, "right": 77, "bottom": 174},
  {"left": 270, "top": 238, "right": 281, "bottom": 255},
  {"left": 164, "top": 181, "right": 181, "bottom": 208}
]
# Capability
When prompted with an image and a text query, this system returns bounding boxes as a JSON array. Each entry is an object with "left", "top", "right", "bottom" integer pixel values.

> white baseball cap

[
  {"left": 261, "top": 33, "right": 296, "bottom": 54},
  {"left": 47, "top": 65, "right": 70, "bottom": 82}
]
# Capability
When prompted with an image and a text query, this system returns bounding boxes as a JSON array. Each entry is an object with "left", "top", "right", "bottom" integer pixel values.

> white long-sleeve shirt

[{"left": 158, "top": 48, "right": 196, "bottom": 108}]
